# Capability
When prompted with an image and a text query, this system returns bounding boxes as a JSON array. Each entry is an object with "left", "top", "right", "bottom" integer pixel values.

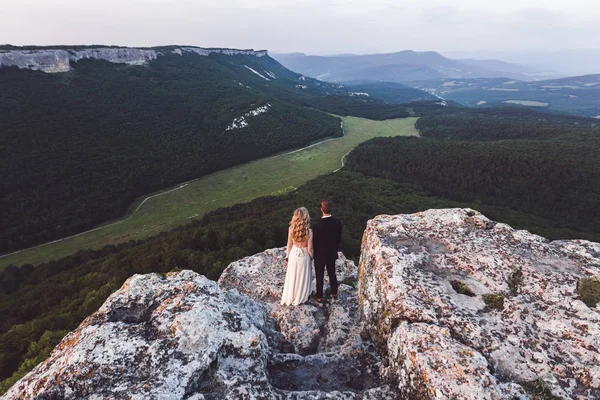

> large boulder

[
  {"left": 218, "top": 248, "right": 399, "bottom": 398},
  {"left": 359, "top": 208, "right": 600, "bottom": 400},
  {"left": 218, "top": 248, "right": 359, "bottom": 354},
  {"left": 3, "top": 271, "right": 279, "bottom": 399},
  {"left": 5, "top": 249, "right": 398, "bottom": 399}
]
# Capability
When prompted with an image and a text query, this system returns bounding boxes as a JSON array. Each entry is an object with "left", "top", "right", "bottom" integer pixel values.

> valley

[{"left": 0, "top": 116, "right": 418, "bottom": 268}]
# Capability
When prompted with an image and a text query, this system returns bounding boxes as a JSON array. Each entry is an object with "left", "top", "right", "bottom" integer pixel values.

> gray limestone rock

[{"left": 359, "top": 208, "right": 600, "bottom": 400}]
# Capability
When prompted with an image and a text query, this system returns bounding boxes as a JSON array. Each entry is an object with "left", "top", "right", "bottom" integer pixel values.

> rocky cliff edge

[{"left": 3, "top": 208, "right": 599, "bottom": 399}]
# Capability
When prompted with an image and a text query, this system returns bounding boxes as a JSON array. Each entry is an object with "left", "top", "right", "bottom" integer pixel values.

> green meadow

[{"left": 0, "top": 116, "right": 418, "bottom": 268}]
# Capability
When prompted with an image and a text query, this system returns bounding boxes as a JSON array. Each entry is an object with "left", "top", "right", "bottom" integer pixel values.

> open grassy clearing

[{"left": 0, "top": 116, "right": 418, "bottom": 267}]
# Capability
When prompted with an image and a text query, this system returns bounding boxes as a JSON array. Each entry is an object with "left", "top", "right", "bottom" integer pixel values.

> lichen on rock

[{"left": 359, "top": 208, "right": 600, "bottom": 400}]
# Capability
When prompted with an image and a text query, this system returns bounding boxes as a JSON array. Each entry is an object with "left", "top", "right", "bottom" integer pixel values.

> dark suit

[{"left": 313, "top": 216, "right": 342, "bottom": 298}]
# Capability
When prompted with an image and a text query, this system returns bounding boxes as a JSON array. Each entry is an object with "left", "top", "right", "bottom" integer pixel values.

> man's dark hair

[{"left": 321, "top": 199, "right": 333, "bottom": 214}]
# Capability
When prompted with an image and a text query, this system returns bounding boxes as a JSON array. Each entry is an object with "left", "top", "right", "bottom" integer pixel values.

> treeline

[
  {"left": 416, "top": 107, "right": 600, "bottom": 140},
  {"left": 0, "top": 55, "right": 341, "bottom": 253},
  {"left": 347, "top": 136, "right": 600, "bottom": 239},
  {"left": 305, "top": 97, "right": 457, "bottom": 120}
]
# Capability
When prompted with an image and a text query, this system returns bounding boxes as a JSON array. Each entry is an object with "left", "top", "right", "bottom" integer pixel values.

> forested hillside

[
  {"left": 0, "top": 46, "right": 452, "bottom": 254},
  {"left": 350, "top": 110, "right": 600, "bottom": 238}
]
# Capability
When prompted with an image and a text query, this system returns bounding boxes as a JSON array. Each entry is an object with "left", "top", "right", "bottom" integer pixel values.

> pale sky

[{"left": 1, "top": 0, "right": 599, "bottom": 54}]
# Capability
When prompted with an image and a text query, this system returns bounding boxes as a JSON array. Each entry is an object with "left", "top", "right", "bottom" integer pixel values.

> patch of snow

[
  {"left": 568, "top": 95, "right": 578, "bottom": 98},
  {"left": 594, "top": 115, "right": 600, "bottom": 119},
  {"left": 477, "top": 101, "right": 487, "bottom": 105},
  {"left": 264, "top": 70, "right": 277, "bottom": 79},
  {"left": 226, "top": 103, "right": 271, "bottom": 131},
  {"left": 502, "top": 80, "right": 518, "bottom": 85},
  {"left": 172, "top": 48, "right": 183, "bottom": 56},
  {"left": 349, "top": 92, "right": 369, "bottom": 96},
  {"left": 584, "top": 82, "right": 599, "bottom": 87},
  {"left": 436, "top": 100, "right": 448, "bottom": 106},
  {"left": 488, "top": 88, "right": 520, "bottom": 92},
  {"left": 244, "top": 65, "right": 270, "bottom": 81},
  {"left": 295, "top": 84, "right": 308, "bottom": 89},
  {"left": 299, "top": 76, "right": 306, "bottom": 81},
  {"left": 503, "top": 100, "right": 549, "bottom": 107},
  {"left": 316, "top": 73, "right": 329, "bottom": 80}
]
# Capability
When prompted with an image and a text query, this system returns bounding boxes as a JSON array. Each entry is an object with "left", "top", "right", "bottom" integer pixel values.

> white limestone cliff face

[
  {"left": 359, "top": 208, "right": 600, "bottom": 400},
  {"left": 0, "top": 46, "right": 268, "bottom": 73},
  {"left": 4, "top": 209, "right": 599, "bottom": 399}
]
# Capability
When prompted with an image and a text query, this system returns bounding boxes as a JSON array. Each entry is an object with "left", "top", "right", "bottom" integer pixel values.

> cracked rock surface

[
  {"left": 5, "top": 250, "right": 397, "bottom": 399},
  {"left": 359, "top": 208, "right": 600, "bottom": 400}
]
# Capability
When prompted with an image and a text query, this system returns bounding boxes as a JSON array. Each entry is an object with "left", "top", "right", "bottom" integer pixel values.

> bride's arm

[
  {"left": 308, "top": 229, "right": 314, "bottom": 258},
  {"left": 286, "top": 227, "right": 293, "bottom": 260}
]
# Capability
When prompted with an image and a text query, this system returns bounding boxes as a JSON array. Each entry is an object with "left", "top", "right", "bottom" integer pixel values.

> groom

[{"left": 313, "top": 199, "right": 343, "bottom": 303}]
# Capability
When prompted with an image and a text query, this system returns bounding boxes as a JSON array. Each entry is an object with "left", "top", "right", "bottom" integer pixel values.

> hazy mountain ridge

[{"left": 272, "top": 50, "right": 537, "bottom": 83}]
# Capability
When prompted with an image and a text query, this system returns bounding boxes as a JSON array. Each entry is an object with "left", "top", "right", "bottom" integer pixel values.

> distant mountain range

[
  {"left": 443, "top": 49, "right": 600, "bottom": 77},
  {"left": 271, "top": 50, "right": 554, "bottom": 83}
]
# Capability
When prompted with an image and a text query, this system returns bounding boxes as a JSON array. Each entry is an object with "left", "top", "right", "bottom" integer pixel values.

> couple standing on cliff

[{"left": 280, "top": 199, "right": 343, "bottom": 306}]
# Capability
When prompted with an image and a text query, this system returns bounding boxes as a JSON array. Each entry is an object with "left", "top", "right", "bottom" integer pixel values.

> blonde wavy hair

[{"left": 290, "top": 207, "right": 311, "bottom": 243}]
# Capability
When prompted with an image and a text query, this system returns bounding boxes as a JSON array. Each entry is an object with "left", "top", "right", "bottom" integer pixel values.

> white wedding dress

[{"left": 281, "top": 229, "right": 313, "bottom": 306}]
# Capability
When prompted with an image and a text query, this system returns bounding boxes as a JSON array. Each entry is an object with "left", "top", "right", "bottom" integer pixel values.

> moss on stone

[
  {"left": 450, "top": 280, "right": 475, "bottom": 297},
  {"left": 521, "top": 379, "right": 562, "bottom": 400},
  {"left": 508, "top": 266, "right": 524, "bottom": 296},
  {"left": 577, "top": 277, "right": 600, "bottom": 308},
  {"left": 482, "top": 294, "right": 504, "bottom": 312},
  {"left": 341, "top": 276, "right": 357, "bottom": 289}
]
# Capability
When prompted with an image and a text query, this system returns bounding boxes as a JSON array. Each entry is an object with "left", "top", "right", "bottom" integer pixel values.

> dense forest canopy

[
  {"left": 416, "top": 107, "right": 600, "bottom": 140},
  {"left": 347, "top": 137, "right": 600, "bottom": 237}
]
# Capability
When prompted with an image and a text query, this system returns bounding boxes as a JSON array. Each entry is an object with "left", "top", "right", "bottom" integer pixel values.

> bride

[{"left": 281, "top": 207, "right": 313, "bottom": 306}]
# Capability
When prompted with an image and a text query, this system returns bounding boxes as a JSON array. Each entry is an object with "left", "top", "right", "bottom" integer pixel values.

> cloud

[{"left": 0, "top": 0, "right": 598, "bottom": 53}]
